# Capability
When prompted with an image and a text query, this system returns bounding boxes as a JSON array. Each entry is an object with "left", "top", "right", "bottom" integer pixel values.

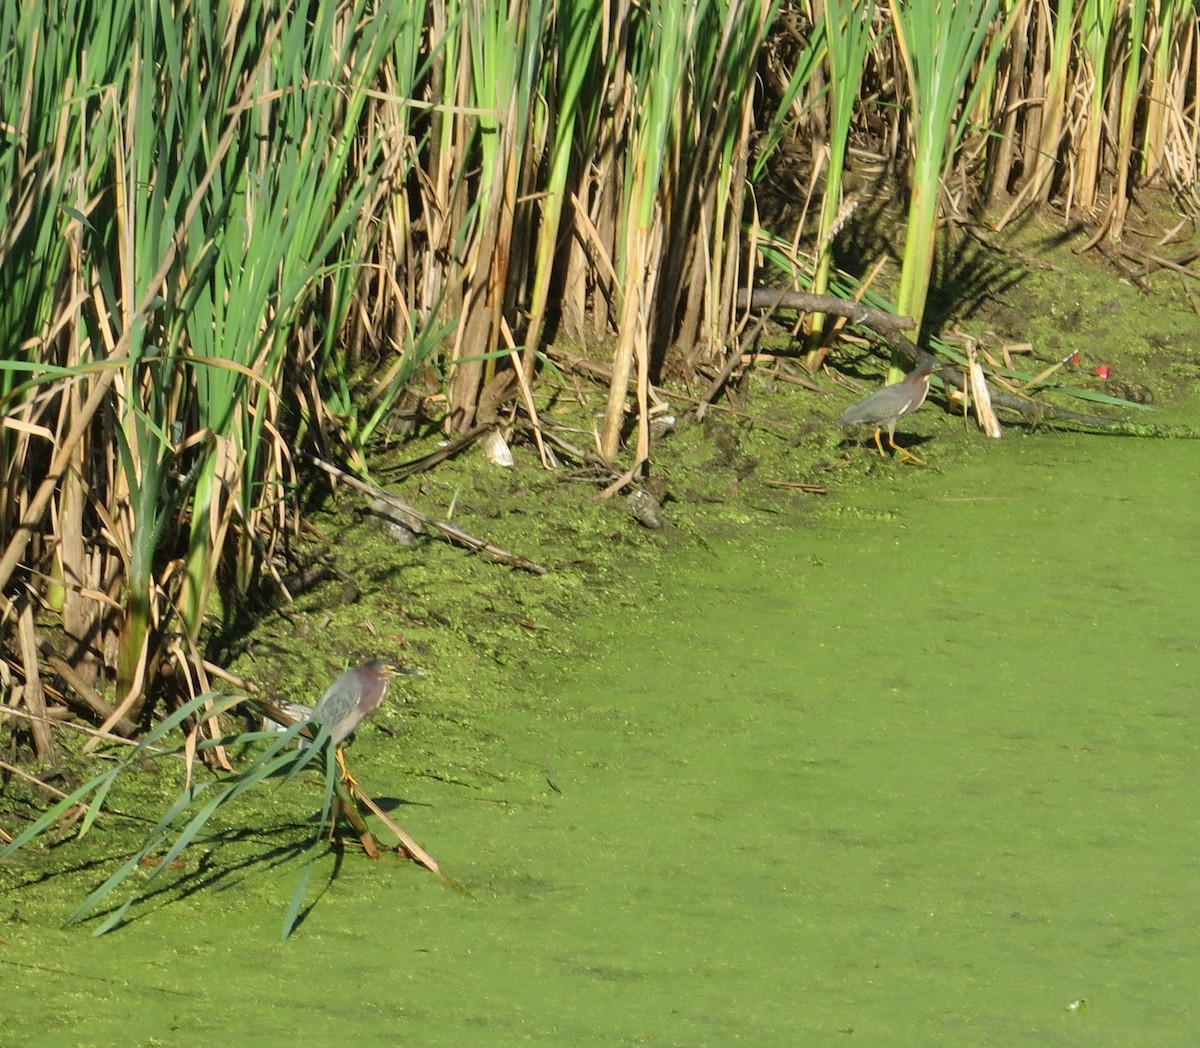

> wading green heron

[
  {"left": 308, "top": 659, "right": 421, "bottom": 793},
  {"left": 836, "top": 360, "right": 935, "bottom": 465}
]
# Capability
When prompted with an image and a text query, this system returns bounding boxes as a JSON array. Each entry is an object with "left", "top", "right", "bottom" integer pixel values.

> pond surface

[{"left": 5, "top": 429, "right": 1200, "bottom": 1046}]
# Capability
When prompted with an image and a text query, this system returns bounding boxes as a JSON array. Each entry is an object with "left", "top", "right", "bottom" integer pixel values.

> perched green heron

[
  {"left": 836, "top": 360, "right": 935, "bottom": 465},
  {"left": 308, "top": 659, "right": 421, "bottom": 792}
]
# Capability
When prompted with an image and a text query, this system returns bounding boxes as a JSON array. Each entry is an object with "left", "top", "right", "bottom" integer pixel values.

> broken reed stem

[{"left": 16, "top": 600, "right": 55, "bottom": 761}]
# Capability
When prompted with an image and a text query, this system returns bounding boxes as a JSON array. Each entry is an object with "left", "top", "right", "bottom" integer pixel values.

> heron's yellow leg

[
  {"left": 334, "top": 745, "right": 363, "bottom": 798},
  {"left": 887, "top": 431, "right": 927, "bottom": 466},
  {"left": 871, "top": 428, "right": 887, "bottom": 458}
]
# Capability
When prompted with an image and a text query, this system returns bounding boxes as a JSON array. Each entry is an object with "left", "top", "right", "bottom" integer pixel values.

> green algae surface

[{"left": 4, "top": 423, "right": 1200, "bottom": 1046}]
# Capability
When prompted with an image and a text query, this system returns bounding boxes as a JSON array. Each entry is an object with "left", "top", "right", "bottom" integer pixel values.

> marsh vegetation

[{"left": 3, "top": 0, "right": 1199, "bottom": 904}]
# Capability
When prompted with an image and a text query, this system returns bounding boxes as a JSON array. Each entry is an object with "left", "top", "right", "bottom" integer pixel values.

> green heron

[
  {"left": 308, "top": 659, "right": 421, "bottom": 793},
  {"left": 836, "top": 360, "right": 935, "bottom": 465}
]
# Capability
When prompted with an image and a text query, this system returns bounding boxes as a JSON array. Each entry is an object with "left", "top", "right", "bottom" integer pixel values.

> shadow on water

[{"left": 4, "top": 432, "right": 1200, "bottom": 1046}]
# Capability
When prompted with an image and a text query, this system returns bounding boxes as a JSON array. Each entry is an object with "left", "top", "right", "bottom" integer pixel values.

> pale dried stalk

[
  {"left": 17, "top": 600, "right": 55, "bottom": 761},
  {"left": 965, "top": 339, "right": 1003, "bottom": 439}
]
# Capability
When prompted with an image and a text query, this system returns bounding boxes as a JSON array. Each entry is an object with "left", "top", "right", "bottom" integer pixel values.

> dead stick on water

[
  {"left": 385, "top": 424, "right": 492, "bottom": 481},
  {"left": 353, "top": 790, "right": 442, "bottom": 876},
  {"left": 0, "top": 758, "right": 72, "bottom": 800},
  {"left": 762, "top": 480, "right": 828, "bottom": 494},
  {"left": 305, "top": 453, "right": 548, "bottom": 575}
]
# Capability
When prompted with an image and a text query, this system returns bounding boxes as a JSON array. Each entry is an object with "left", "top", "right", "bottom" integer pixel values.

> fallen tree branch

[
  {"left": 305, "top": 453, "right": 549, "bottom": 575},
  {"left": 736, "top": 288, "right": 916, "bottom": 339},
  {"left": 382, "top": 423, "right": 492, "bottom": 481}
]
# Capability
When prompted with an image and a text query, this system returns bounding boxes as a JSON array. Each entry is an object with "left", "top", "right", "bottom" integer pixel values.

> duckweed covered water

[{"left": 4, "top": 430, "right": 1199, "bottom": 1046}]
